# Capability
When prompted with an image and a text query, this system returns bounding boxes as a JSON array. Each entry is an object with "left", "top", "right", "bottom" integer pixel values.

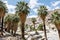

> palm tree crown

[
  {"left": 5, "top": 15, "right": 19, "bottom": 23},
  {"left": 51, "top": 11, "right": 60, "bottom": 24},
  {"left": 38, "top": 5, "right": 48, "bottom": 20},
  {"left": 0, "top": 0, "right": 8, "bottom": 13},
  {"left": 15, "top": 1, "right": 30, "bottom": 15},
  {"left": 31, "top": 18, "right": 36, "bottom": 24},
  {"left": 12, "top": 15, "right": 20, "bottom": 23},
  {"left": 4, "top": 15, "right": 12, "bottom": 23}
]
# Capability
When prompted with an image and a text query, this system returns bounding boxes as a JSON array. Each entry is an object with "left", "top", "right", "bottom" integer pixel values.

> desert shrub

[{"left": 37, "top": 24, "right": 43, "bottom": 31}]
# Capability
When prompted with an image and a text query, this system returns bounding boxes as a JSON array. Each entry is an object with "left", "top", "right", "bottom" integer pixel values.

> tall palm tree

[
  {"left": 31, "top": 18, "right": 36, "bottom": 30},
  {"left": 0, "top": 0, "right": 7, "bottom": 17},
  {"left": 51, "top": 11, "right": 60, "bottom": 38},
  {"left": 16, "top": 1, "right": 30, "bottom": 40},
  {"left": 38, "top": 5, "right": 48, "bottom": 40},
  {"left": 0, "top": 0, "right": 7, "bottom": 35}
]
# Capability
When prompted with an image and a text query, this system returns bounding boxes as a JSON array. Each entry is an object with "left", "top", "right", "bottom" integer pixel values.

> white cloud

[
  {"left": 55, "top": 6, "right": 60, "bottom": 9},
  {"left": 3, "top": 0, "right": 16, "bottom": 14},
  {"left": 46, "top": 5, "right": 52, "bottom": 11},
  {"left": 28, "top": 0, "right": 44, "bottom": 9},
  {"left": 28, "top": 0, "right": 44, "bottom": 16},
  {"left": 28, "top": 0, "right": 38, "bottom": 9},
  {"left": 7, "top": 5, "right": 16, "bottom": 13},
  {"left": 33, "top": 8, "right": 38, "bottom": 13},
  {"left": 27, "top": 15, "right": 37, "bottom": 18},
  {"left": 51, "top": 1, "right": 60, "bottom": 6}
]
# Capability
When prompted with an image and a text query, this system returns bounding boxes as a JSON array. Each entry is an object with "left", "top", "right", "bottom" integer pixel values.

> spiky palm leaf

[
  {"left": 38, "top": 5, "right": 48, "bottom": 20},
  {"left": 12, "top": 15, "right": 19, "bottom": 23},
  {"left": 4, "top": 15, "right": 12, "bottom": 23},
  {"left": 31, "top": 18, "right": 36, "bottom": 24},
  {"left": 0, "top": 1, "right": 8, "bottom": 13},
  {"left": 51, "top": 11, "right": 60, "bottom": 24},
  {"left": 16, "top": 1, "right": 29, "bottom": 15}
]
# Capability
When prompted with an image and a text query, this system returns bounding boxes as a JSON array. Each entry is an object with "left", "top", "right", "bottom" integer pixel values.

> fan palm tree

[
  {"left": 0, "top": 0, "right": 7, "bottom": 35},
  {"left": 51, "top": 11, "right": 60, "bottom": 38},
  {"left": 31, "top": 18, "right": 36, "bottom": 30},
  {"left": 0, "top": 0, "right": 7, "bottom": 17},
  {"left": 16, "top": 1, "right": 30, "bottom": 40},
  {"left": 38, "top": 5, "right": 48, "bottom": 40},
  {"left": 4, "top": 15, "right": 12, "bottom": 32},
  {"left": 5, "top": 14, "right": 19, "bottom": 36},
  {"left": 12, "top": 15, "right": 19, "bottom": 35},
  {"left": 31, "top": 18, "right": 39, "bottom": 34}
]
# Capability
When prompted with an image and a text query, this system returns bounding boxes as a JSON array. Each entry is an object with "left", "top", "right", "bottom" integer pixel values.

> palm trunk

[
  {"left": 7, "top": 23, "right": 11, "bottom": 33},
  {"left": 55, "top": 23, "right": 60, "bottom": 39},
  {"left": 0, "top": 17, "right": 1, "bottom": 31},
  {"left": 11, "top": 23, "right": 14, "bottom": 35},
  {"left": 1, "top": 17, "right": 3, "bottom": 35},
  {"left": 34, "top": 24, "right": 35, "bottom": 30},
  {"left": 43, "top": 20, "right": 48, "bottom": 40},
  {"left": 58, "top": 30, "right": 60, "bottom": 39},
  {"left": 21, "top": 23, "right": 25, "bottom": 40},
  {"left": 13, "top": 23, "right": 18, "bottom": 36}
]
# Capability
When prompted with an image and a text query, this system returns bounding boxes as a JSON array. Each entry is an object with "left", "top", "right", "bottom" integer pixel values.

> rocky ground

[{"left": 0, "top": 29, "right": 59, "bottom": 40}]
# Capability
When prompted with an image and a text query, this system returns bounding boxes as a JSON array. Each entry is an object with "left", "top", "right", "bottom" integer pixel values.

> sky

[{"left": 2, "top": 0, "right": 60, "bottom": 18}]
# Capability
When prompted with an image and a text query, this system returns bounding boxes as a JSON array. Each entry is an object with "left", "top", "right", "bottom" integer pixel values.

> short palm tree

[
  {"left": 5, "top": 15, "right": 19, "bottom": 35},
  {"left": 12, "top": 15, "right": 19, "bottom": 35},
  {"left": 31, "top": 18, "right": 39, "bottom": 34},
  {"left": 4, "top": 15, "right": 12, "bottom": 32},
  {"left": 38, "top": 5, "right": 48, "bottom": 40},
  {"left": 16, "top": 1, "right": 30, "bottom": 40},
  {"left": 0, "top": 0, "right": 7, "bottom": 35},
  {"left": 31, "top": 18, "right": 36, "bottom": 30},
  {"left": 51, "top": 11, "right": 60, "bottom": 38}
]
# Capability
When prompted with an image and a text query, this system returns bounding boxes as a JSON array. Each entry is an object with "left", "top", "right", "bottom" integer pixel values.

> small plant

[
  {"left": 30, "top": 25, "right": 34, "bottom": 31},
  {"left": 37, "top": 24, "right": 43, "bottom": 31},
  {"left": 25, "top": 24, "right": 28, "bottom": 31},
  {"left": 35, "top": 29, "right": 39, "bottom": 35},
  {"left": 31, "top": 18, "right": 36, "bottom": 30}
]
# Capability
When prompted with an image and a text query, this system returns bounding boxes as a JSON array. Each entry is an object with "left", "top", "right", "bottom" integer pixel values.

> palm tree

[
  {"left": 38, "top": 5, "right": 48, "bottom": 40},
  {"left": 4, "top": 15, "right": 12, "bottom": 32},
  {"left": 12, "top": 15, "right": 19, "bottom": 35},
  {"left": 16, "top": 1, "right": 30, "bottom": 40},
  {"left": 0, "top": 0, "right": 7, "bottom": 17},
  {"left": 31, "top": 18, "right": 39, "bottom": 34},
  {"left": 51, "top": 11, "right": 60, "bottom": 38},
  {"left": 4, "top": 14, "right": 19, "bottom": 36},
  {"left": 0, "top": 0, "right": 7, "bottom": 35},
  {"left": 31, "top": 18, "right": 36, "bottom": 30}
]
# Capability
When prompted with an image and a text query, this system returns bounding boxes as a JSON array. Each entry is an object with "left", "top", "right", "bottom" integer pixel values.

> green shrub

[
  {"left": 37, "top": 24, "right": 43, "bottom": 31},
  {"left": 25, "top": 24, "right": 28, "bottom": 31},
  {"left": 30, "top": 25, "right": 35, "bottom": 31}
]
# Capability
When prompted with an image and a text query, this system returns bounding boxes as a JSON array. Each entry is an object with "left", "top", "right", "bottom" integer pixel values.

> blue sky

[{"left": 3, "top": 0, "right": 60, "bottom": 17}]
